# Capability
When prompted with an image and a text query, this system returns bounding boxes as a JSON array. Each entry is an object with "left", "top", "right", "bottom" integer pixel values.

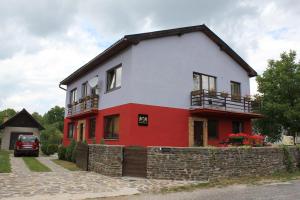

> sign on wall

[{"left": 138, "top": 114, "right": 148, "bottom": 126}]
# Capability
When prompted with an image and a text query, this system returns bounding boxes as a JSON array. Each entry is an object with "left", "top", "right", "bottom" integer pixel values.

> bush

[
  {"left": 58, "top": 145, "right": 66, "bottom": 160},
  {"left": 71, "top": 142, "right": 78, "bottom": 163},
  {"left": 41, "top": 143, "right": 49, "bottom": 155},
  {"left": 47, "top": 144, "right": 58, "bottom": 155},
  {"left": 65, "top": 140, "right": 76, "bottom": 162}
]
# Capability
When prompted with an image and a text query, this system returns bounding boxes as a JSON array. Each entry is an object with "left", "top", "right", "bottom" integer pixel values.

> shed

[{"left": 0, "top": 109, "right": 44, "bottom": 150}]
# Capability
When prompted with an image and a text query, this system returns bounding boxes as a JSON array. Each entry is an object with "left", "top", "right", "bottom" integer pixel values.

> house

[
  {"left": 60, "top": 24, "right": 262, "bottom": 147},
  {"left": 0, "top": 109, "right": 44, "bottom": 150}
]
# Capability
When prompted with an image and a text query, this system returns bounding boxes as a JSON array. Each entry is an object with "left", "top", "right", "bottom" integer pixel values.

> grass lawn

[
  {"left": 160, "top": 171, "right": 300, "bottom": 193},
  {"left": 0, "top": 150, "right": 11, "bottom": 173},
  {"left": 52, "top": 159, "right": 80, "bottom": 171},
  {"left": 23, "top": 157, "right": 51, "bottom": 172}
]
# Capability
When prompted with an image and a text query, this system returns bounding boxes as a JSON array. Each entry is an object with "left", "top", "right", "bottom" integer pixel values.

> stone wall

[
  {"left": 88, "top": 144, "right": 123, "bottom": 176},
  {"left": 87, "top": 145, "right": 300, "bottom": 181},
  {"left": 147, "top": 147, "right": 300, "bottom": 181}
]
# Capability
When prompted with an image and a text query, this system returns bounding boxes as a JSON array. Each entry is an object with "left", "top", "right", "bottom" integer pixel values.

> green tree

[
  {"left": 254, "top": 50, "right": 300, "bottom": 142},
  {"left": 0, "top": 108, "right": 16, "bottom": 124},
  {"left": 32, "top": 112, "right": 44, "bottom": 125},
  {"left": 43, "top": 106, "right": 64, "bottom": 131}
]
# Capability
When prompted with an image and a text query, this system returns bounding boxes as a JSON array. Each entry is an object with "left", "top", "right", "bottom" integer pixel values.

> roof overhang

[
  {"left": 67, "top": 109, "right": 98, "bottom": 120},
  {"left": 60, "top": 24, "right": 258, "bottom": 85},
  {"left": 190, "top": 108, "right": 264, "bottom": 119}
]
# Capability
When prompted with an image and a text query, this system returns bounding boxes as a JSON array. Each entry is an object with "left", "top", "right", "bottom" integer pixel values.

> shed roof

[{"left": 0, "top": 109, "right": 44, "bottom": 130}]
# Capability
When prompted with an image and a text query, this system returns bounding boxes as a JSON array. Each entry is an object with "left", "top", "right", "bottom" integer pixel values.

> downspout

[{"left": 59, "top": 83, "right": 67, "bottom": 91}]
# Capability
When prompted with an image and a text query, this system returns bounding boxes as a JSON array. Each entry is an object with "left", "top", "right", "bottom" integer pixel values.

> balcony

[
  {"left": 67, "top": 95, "right": 99, "bottom": 118},
  {"left": 190, "top": 90, "right": 262, "bottom": 115}
]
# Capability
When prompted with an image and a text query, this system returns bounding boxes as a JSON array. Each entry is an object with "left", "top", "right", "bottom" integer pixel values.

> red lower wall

[
  {"left": 207, "top": 117, "right": 252, "bottom": 146},
  {"left": 63, "top": 103, "right": 253, "bottom": 147}
]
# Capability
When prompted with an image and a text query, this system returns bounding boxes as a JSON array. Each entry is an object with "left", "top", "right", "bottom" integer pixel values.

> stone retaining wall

[
  {"left": 88, "top": 144, "right": 123, "bottom": 176},
  {"left": 88, "top": 145, "right": 300, "bottom": 181},
  {"left": 147, "top": 146, "right": 300, "bottom": 181}
]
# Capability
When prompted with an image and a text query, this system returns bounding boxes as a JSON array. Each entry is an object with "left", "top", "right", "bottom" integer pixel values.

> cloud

[{"left": 0, "top": 0, "right": 300, "bottom": 113}]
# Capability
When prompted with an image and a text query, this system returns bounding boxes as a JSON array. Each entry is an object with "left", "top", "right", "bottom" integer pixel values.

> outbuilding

[{"left": 0, "top": 109, "right": 44, "bottom": 150}]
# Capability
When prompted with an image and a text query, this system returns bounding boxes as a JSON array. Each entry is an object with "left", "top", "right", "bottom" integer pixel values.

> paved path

[
  {"left": 0, "top": 154, "right": 199, "bottom": 200},
  {"left": 105, "top": 180, "right": 300, "bottom": 200},
  {"left": 36, "top": 156, "right": 68, "bottom": 172},
  {"left": 10, "top": 155, "right": 31, "bottom": 175}
]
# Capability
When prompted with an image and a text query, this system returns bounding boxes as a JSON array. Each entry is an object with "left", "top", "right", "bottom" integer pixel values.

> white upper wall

[
  {"left": 65, "top": 31, "right": 250, "bottom": 110},
  {"left": 66, "top": 46, "right": 133, "bottom": 110},
  {"left": 130, "top": 32, "right": 250, "bottom": 109}
]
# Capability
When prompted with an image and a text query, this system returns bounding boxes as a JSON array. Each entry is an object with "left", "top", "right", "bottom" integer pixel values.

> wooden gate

[
  {"left": 122, "top": 146, "right": 147, "bottom": 177},
  {"left": 75, "top": 143, "right": 89, "bottom": 171}
]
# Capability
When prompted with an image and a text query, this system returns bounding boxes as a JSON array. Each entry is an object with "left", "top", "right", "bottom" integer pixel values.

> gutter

[{"left": 59, "top": 83, "right": 67, "bottom": 91}]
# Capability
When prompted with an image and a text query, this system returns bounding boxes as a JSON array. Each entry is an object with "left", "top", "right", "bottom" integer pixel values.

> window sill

[
  {"left": 104, "top": 138, "right": 119, "bottom": 141},
  {"left": 105, "top": 86, "right": 121, "bottom": 94}
]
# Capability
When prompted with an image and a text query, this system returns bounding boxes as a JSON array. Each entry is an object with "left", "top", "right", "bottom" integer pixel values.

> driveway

[
  {"left": 105, "top": 180, "right": 300, "bottom": 200},
  {"left": 0, "top": 155, "right": 199, "bottom": 200}
]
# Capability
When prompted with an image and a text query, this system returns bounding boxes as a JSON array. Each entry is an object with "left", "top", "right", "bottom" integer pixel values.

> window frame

[
  {"left": 106, "top": 64, "right": 122, "bottom": 93},
  {"left": 193, "top": 72, "right": 217, "bottom": 92},
  {"left": 207, "top": 119, "right": 218, "bottom": 139},
  {"left": 81, "top": 82, "right": 88, "bottom": 98},
  {"left": 67, "top": 122, "right": 75, "bottom": 139},
  {"left": 232, "top": 121, "right": 244, "bottom": 133},
  {"left": 89, "top": 117, "right": 96, "bottom": 139},
  {"left": 69, "top": 88, "right": 77, "bottom": 104},
  {"left": 230, "top": 81, "right": 241, "bottom": 101},
  {"left": 103, "top": 115, "right": 120, "bottom": 140}
]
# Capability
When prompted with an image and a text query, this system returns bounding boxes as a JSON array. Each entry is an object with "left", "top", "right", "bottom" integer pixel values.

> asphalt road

[{"left": 104, "top": 180, "right": 300, "bottom": 200}]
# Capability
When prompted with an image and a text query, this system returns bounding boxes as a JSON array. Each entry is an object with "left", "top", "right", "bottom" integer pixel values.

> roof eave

[
  {"left": 60, "top": 24, "right": 258, "bottom": 85},
  {"left": 60, "top": 37, "right": 131, "bottom": 85}
]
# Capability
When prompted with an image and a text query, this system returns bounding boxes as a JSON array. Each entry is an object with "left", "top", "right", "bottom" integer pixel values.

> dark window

[
  {"left": 104, "top": 115, "right": 119, "bottom": 139},
  {"left": 231, "top": 81, "right": 241, "bottom": 101},
  {"left": 208, "top": 120, "right": 218, "bottom": 139},
  {"left": 91, "top": 85, "right": 98, "bottom": 96},
  {"left": 106, "top": 65, "right": 122, "bottom": 92},
  {"left": 232, "top": 121, "right": 244, "bottom": 133},
  {"left": 67, "top": 123, "right": 75, "bottom": 138},
  {"left": 89, "top": 118, "right": 96, "bottom": 138},
  {"left": 193, "top": 73, "right": 216, "bottom": 92},
  {"left": 70, "top": 88, "right": 77, "bottom": 104},
  {"left": 82, "top": 82, "right": 88, "bottom": 98}
]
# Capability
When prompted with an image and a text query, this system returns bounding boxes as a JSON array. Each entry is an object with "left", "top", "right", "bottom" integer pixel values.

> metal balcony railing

[
  {"left": 191, "top": 89, "right": 261, "bottom": 113},
  {"left": 67, "top": 95, "right": 99, "bottom": 116}
]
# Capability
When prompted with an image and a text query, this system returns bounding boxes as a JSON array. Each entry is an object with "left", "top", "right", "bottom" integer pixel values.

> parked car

[{"left": 14, "top": 135, "right": 39, "bottom": 157}]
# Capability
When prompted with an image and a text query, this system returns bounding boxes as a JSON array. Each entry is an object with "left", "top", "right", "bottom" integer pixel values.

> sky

[{"left": 0, "top": 0, "right": 299, "bottom": 114}]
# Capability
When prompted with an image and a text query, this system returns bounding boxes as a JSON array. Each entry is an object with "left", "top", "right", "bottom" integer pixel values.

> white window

[
  {"left": 107, "top": 65, "right": 122, "bottom": 92},
  {"left": 81, "top": 82, "right": 88, "bottom": 98},
  {"left": 193, "top": 73, "right": 216, "bottom": 91},
  {"left": 70, "top": 88, "right": 77, "bottom": 103}
]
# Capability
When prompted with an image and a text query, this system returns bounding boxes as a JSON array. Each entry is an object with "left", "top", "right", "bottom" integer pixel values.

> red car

[{"left": 14, "top": 135, "right": 40, "bottom": 157}]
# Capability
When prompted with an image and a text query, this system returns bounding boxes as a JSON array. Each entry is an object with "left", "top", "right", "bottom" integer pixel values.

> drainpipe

[{"left": 59, "top": 83, "right": 67, "bottom": 91}]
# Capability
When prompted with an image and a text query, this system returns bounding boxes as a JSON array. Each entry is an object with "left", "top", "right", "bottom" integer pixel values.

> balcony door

[{"left": 193, "top": 73, "right": 217, "bottom": 92}]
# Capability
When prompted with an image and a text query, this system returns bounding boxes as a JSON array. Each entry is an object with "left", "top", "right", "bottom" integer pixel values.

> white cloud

[{"left": 0, "top": 25, "right": 101, "bottom": 113}]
